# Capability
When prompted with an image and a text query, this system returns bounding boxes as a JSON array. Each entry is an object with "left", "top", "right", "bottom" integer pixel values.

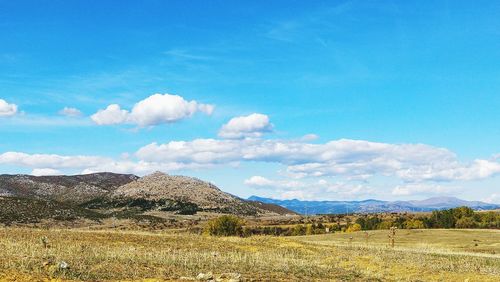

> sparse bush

[{"left": 204, "top": 215, "right": 244, "bottom": 236}]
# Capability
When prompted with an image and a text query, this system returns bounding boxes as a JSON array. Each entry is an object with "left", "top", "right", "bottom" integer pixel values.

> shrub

[
  {"left": 291, "top": 225, "right": 306, "bottom": 236},
  {"left": 306, "top": 224, "right": 314, "bottom": 235},
  {"left": 204, "top": 215, "right": 244, "bottom": 236},
  {"left": 346, "top": 223, "right": 362, "bottom": 233}
]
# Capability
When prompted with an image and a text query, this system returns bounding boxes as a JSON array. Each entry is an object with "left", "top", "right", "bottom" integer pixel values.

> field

[{"left": 0, "top": 228, "right": 499, "bottom": 281}]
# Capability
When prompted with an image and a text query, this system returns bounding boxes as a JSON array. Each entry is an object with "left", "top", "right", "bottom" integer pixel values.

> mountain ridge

[
  {"left": 248, "top": 196, "right": 500, "bottom": 215},
  {"left": 0, "top": 172, "right": 295, "bottom": 224}
]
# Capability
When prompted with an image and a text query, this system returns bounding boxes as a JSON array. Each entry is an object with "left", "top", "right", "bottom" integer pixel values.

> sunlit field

[{"left": 0, "top": 228, "right": 499, "bottom": 281}]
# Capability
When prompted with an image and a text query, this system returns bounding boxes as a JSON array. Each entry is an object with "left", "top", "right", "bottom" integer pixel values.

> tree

[
  {"left": 291, "top": 224, "right": 306, "bottom": 236},
  {"left": 306, "top": 224, "right": 314, "bottom": 235},
  {"left": 404, "top": 219, "right": 424, "bottom": 229},
  {"left": 378, "top": 220, "right": 393, "bottom": 230},
  {"left": 431, "top": 210, "right": 455, "bottom": 228},
  {"left": 452, "top": 206, "right": 474, "bottom": 219},
  {"left": 455, "top": 217, "right": 476, "bottom": 229},
  {"left": 204, "top": 215, "right": 244, "bottom": 236},
  {"left": 346, "top": 223, "right": 362, "bottom": 233}
]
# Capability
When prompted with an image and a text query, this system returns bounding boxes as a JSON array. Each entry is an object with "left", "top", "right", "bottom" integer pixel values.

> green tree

[
  {"left": 378, "top": 220, "right": 393, "bottom": 230},
  {"left": 346, "top": 223, "right": 362, "bottom": 233},
  {"left": 306, "top": 224, "right": 314, "bottom": 235},
  {"left": 204, "top": 215, "right": 244, "bottom": 236},
  {"left": 291, "top": 224, "right": 306, "bottom": 236},
  {"left": 452, "top": 206, "right": 474, "bottom": 219},
  {"left": 404, "top": 219, "right": 424, "bottom": 229},
  {"left": 455, "top": 217, "right": 476, "bottom": 228}
]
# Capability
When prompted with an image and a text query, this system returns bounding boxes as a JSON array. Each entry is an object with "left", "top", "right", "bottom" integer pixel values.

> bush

[
  {"left": 204, "top": 215, "right": 244, "bottom": 236},
  {"left": 291, "top": 224, "right": 306, "bottom": 236},
  {"left": 346, "top": 223, "right": 362, "bottom": 233}
]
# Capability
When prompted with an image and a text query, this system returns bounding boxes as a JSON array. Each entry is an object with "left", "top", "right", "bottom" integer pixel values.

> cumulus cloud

[
  {"left": 136, "top": 138, "right": 500, "bottom": 182},
  {"left": 91, "top": 104, "right": 130, "bottom": 125},
  {"left": 392, "top": 183, "right": 457, "bottom": 196},
  {"left": 2, "top": 138, "right": 499, "bottom": 189},
  {"left": 483, "top": 193, "right": 500, "bottom": 204},
  {"left": 0, "top": 151, "right": 212, "bottom": 177},
  {"left": 59, "top": 107, "right": 82, "bottom": 117},
  {"left": 218, "top": 113, "right": 273, "bottom": 139},
  {"left": 0, "top": 99, "right": 18, "bottom": 117},
  {"left": 244, "top": 176, "right": 276, "bottom": 187},
  {"left": 0, "top": 152, "right": 109, "bottom": 169},
  {"left": 245, "top": 175, "right": 373, "bottom": 200},
  {"left": 31, "top": 168, "right": 62, "bottom": 176},
  {"left": 244, "top": 176, "right": 302, "bottom": 189},
  {"left": 91, "top": 94, "right": 214, "bottom": 127}
]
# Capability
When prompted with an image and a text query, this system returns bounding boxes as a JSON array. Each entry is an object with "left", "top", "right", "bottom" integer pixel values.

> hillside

[
  {"left": 0, "top": 173, "right": 138, "bottom": 204},
  {"left": 0, "top": 197, "right": 104, "bottom": 224},
  {"left": 0, "top": 172, "right": 294, "bottom": 224},
  {"left": 249, "top": 196, "right": 500, "bottom": 215},
  {"left": 109, "top": 172, "right": 292, "bottom": 216}
]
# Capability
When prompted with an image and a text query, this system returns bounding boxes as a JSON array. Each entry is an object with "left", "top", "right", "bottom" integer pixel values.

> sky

[{"left": 1, "top": 0, "right": 499, "bottom": 202}]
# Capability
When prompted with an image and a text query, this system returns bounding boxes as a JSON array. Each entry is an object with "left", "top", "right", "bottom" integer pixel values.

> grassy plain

[{"left": 0, "top": 228, "right": 498, "bottom": 281}]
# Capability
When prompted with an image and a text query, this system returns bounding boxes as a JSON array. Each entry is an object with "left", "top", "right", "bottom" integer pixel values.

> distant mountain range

[{"left": 248, "top": 196, "right": 500, "bottom": 215}]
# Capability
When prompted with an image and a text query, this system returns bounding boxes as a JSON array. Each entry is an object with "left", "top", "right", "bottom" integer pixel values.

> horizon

[{"left": 1, "top": 1, "right": 500, "bottom": 203}]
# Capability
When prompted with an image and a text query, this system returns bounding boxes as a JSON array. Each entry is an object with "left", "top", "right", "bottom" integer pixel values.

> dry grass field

[{"left": 0, "top": 228, "right": 499, "bottom": 281}]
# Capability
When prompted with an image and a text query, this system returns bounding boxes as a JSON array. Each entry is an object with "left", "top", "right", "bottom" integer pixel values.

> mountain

[
  {"left": 248, "top": 196, "right": 500, "bottom": 215},
  {"left": 0, "top": 172, "right": 295, "bottom": 224},
  {"left": 105, "top": 172, "right": 295, "bottom": 216},
  {"left": 0, "top": 173, "right": 138, "bottom": 203}
]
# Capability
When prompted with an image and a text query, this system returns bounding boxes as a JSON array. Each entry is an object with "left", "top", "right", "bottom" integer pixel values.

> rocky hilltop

[{"left": 110, "top": 172, "right": 274, "bottom": 215}]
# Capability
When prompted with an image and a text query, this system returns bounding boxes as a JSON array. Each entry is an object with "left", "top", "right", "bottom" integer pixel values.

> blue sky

[{"left": 1, "top": 0, "right": 499, "bottom": 202}]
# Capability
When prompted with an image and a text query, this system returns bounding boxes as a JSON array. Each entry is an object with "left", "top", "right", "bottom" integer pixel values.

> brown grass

[{"left": 0, "top": 228, "right": 499, "bottom": 281}]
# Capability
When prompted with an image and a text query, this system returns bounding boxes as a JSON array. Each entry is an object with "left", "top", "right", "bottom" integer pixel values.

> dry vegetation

[{"left": 0, "top": 228, "right": 499, "bottom": 281}]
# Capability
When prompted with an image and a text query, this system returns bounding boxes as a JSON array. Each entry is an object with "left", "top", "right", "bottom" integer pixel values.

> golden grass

[{"left": 0, "top": 228, "right": 499, "bottom": 281}]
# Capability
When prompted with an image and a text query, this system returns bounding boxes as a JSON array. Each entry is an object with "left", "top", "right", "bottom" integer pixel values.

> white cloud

[
  {"left": 244, "top": 176, "right": 275, "bottom": 187},
  {"left": 483, "top": 193, "right": 500, "bottom": 204},
  {"left": 218, "top": 113, "right": 273, "bottom": 139},
  {"left": 91, "top": 94, "right": 214, "bottom": 127},
  {"left": 392, "top": 183, "right": 457, "bottom": 196},
  {"left": 136, "top": 138, "right": 500, "bottom": 182},
  {"left": 59, "top": 107, "right": 82, "bottom": 117},
  {"left": 245, "top": 175, "right": 373, "bottom": 200},
  {"left": 91, "top": 104, "right": 129, "bottom": 125},
  {"left": 244, "top": 175, "right": 302, "bottom": 189},
  {"left": 0, "top": 152, "right": 109, "bottom": 169},
  {"left": 281, "top": 190, "right": 307, "bottom": 200},
  {"left": 0, "top": 151, "right": 212, "bottom": 177},
  {"left": 197, "top": 103, "right": 215, "bottom": 115},
  {"left": 31, "top": 168, "right": 62, "bottom": 176},
  {"left": 300, "top": 134, "right": 319, "bottom": 141},
  {"left": 0, "top": 99, "right": 18, "bottom": 117},
  {"left": 1, "top": 138, "right": 499, "bottom": 190}
]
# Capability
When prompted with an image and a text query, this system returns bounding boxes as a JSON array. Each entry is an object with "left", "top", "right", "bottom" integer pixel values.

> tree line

[{"left": 354, "top": 206, "right": 500, "bottom": 230}]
